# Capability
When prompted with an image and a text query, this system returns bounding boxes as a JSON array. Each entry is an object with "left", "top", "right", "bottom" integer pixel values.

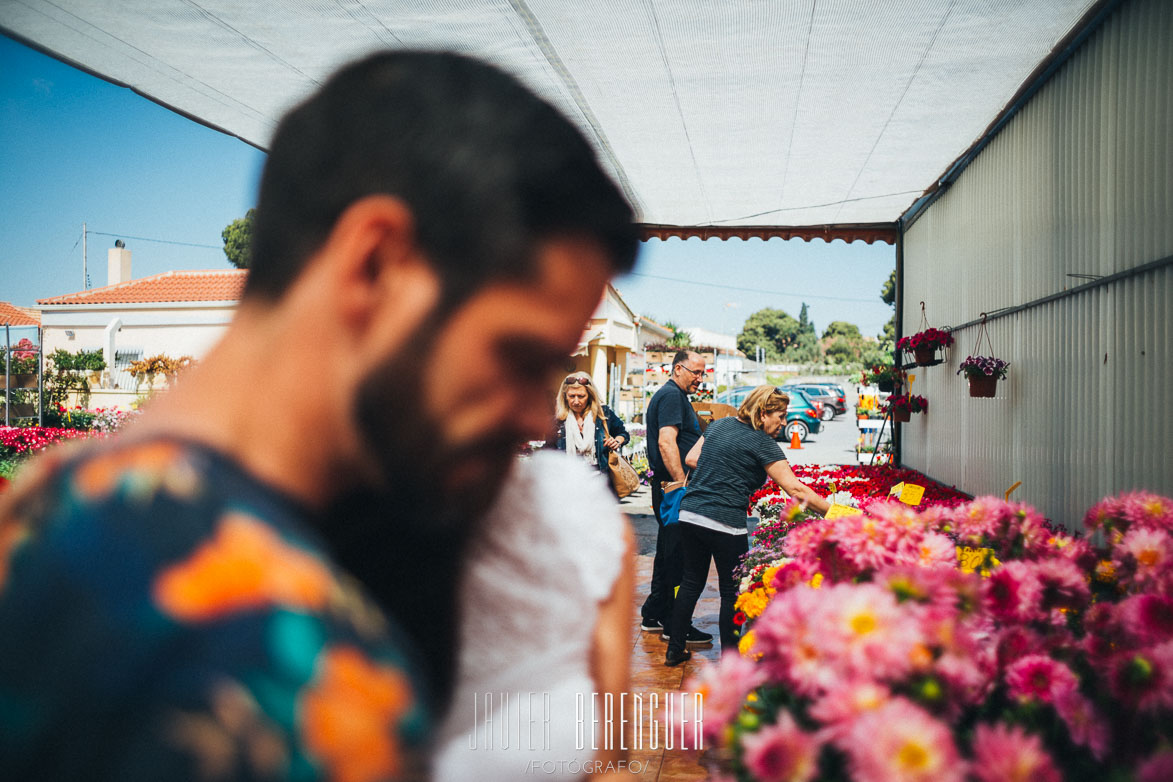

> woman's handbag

[
  {"left": 601, "top": 416, "right": 639, "bottom": 498},
  {"left": 607, "top": 451, "right": 640, "bottom": 498},
  {"left": 660, "top": 480, "right": 687, "bottom": 525}
]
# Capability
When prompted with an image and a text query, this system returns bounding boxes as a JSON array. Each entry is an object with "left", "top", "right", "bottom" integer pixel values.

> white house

[{"left": 37, "top": 246, "right": 244, "bottom": 409}]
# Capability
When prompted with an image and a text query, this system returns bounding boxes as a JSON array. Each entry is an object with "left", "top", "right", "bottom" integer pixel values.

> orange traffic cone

[{"left": 788, "top": 430, "right": 803, "bottom": 449}]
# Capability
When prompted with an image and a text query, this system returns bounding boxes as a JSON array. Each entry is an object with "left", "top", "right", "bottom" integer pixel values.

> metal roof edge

[
  {"left": 899, "top": 0, "right": 1125, "bottom": 231},
  {"left": 639, "top": 223, "right": 897, "bottom": 244}
]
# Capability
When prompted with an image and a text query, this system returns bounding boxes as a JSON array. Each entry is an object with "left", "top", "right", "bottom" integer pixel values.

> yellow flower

[
  {"left": 738, "top": 629, "right": 760, "bottom": 659},
  {"left": 734, "top": 588, "right": 770, "bottom": 620}
]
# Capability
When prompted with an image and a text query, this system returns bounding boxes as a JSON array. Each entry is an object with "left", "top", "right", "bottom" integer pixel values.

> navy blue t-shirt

[
  {"left": 680, "top": 417, "right": 785, "bottom": 529},
  {"left": 645, "top": 380, "right": 701, "bottom": 480}
]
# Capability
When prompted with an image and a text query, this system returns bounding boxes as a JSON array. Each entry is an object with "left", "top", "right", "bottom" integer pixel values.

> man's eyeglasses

[{"left": 677, "top": 365, "right": 704, "bottom": 376}]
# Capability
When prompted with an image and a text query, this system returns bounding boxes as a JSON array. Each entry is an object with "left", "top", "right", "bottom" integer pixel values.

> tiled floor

[{"left": 626, "top": 552, "right": 724, "bottom": 780}]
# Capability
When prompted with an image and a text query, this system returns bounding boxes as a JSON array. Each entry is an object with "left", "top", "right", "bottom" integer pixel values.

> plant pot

[
  {"left": 877, "top": 379, "right": 895, "bottom": 393},
  {"left": 968, "top": 374, "right": 998, "bottom": 398},
  {"left": 1, "top": 373, "right": 37, "bottom": 389},
  {"left": 913, "top": 347, "right": 936, "bottom": 366},
  {"left": 892, "top": 408, "right": 911, "bottom": 423}
]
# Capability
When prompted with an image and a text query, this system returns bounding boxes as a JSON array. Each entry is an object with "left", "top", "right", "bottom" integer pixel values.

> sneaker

[
  {"left": 664, "top": 649, "right": 692, "bottom": 667},
  {"left": 660, "top": 625, "right": 714, "bottom": 645},
  {"left": 640, "top": 618, "right": 665, "bottom": 632}
]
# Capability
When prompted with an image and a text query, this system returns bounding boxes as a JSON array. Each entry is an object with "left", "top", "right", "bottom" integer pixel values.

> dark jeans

[
  {"left": 640, "top": 478, "right": 682, "bottom": 624},
  {"left": 666, "top": 522, "right": 748, "bottom": 656}
]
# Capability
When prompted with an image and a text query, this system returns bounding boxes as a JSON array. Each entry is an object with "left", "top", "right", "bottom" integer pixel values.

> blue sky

[{"left": 0, "top": 34, "right": 894, "bottom": 339}]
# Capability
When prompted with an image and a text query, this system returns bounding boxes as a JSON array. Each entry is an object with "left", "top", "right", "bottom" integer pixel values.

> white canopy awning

[{"left": 1, "top": 1, "right": 1099, "bottom": 230}]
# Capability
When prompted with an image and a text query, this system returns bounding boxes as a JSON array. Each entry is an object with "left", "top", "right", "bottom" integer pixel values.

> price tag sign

[
  {"left": 889, "top": 482, "right": 905, "bottom": 497},
  {"left": 825, "top": 504, "right": 863, "bottom": 519},
  {"left": 898, "top": 483, "right": 925, "bottom": 505},
  {"left": 957, "top": 546, "right": 996, "bottom": 574}
]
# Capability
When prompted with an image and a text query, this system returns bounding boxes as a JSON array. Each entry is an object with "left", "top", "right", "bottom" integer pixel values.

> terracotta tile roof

[
  {"left": 38, "top": 270, "right": 248, "bottom": 305},
  {"left": 0, "top": 301, "right": 41, "bottom": 326}
]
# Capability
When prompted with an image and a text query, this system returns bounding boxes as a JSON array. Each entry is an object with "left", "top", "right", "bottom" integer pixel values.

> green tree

[
  {"left": 661, "top": 320, "right": 692, "bottom": 348},
  {"left": 822, "top": 321, "right": 862, "bottom": 341},
  {"left": 881, "top": 269, "right": 896, "bottom": 306},
  {"left": 221, "top": 208, "right": 255, "bottom": 269},
  {"left": 824, "top": 336, "right": 860, "bottom": 365},
  {"left": 737, "top": 308, "right": 802, "bottom": 361},
  {"left": 878, "top": 268, "right": 897, "bottom": 341}
]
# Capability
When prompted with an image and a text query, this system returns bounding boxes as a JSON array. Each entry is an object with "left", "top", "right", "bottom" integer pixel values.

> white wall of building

[{"left": 900, "top": 0, "right": 1172, "bottom": 529}]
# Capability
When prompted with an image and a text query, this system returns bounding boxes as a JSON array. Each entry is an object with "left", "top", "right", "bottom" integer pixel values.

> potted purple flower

[{"left": 957, "top": 355, "right": 1010, "bottom": 397}]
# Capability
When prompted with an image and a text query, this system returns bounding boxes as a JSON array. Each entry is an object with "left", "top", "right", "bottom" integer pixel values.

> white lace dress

[{"left": 433, "top": 452, "right": 628, "bottom": 781}]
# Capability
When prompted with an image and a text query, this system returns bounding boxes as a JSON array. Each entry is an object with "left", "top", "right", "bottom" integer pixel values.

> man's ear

[{"left": 321, "top": 194, "right": 442, "bottom": 356}]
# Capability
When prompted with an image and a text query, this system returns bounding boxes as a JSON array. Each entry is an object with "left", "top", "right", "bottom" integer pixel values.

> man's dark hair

[
  {"left": 672, "top": 349, "right": 697, "bottom": 368},
  {"left": 247, "top": 51, "right": 638, "bottom": 304}
]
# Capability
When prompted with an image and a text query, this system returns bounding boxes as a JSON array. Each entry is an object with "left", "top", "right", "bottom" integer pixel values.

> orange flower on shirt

[
  {"left": 74, "top": 441, "right": 191, "bottom": 499},
  {"left": 154, "top": 512, "right": 332, "bottom": 622},
  {"left": 300, "top": 646, "right": 413, "bottom": 782}
]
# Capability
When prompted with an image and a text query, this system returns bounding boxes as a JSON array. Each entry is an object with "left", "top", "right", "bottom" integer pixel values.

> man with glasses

[{"left": 639, "top": 350, "right": 713, "bottom": 645}]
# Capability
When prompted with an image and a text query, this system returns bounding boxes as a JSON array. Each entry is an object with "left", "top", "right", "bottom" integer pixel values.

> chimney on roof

[{"left": 108, "top": 241, "right": 131, "bottom": 286}]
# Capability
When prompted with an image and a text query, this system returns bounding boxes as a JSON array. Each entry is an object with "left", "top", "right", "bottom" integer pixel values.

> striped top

[{"left": 680, "top": 417, "right": 785, "bottom": 530}]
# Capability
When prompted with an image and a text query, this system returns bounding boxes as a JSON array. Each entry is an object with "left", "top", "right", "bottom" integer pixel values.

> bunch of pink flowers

[{"left": 693, "top": 491, "right": 1173, "bottom": 782}]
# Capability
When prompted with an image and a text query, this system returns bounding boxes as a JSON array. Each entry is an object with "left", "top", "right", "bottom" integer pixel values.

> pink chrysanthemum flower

[
  {"left": 914, "top": 531, "right": 957, "bottom": 569},
  {"left": 827, "top": 583, "right": 923, "bottom": 681},
  {"left": 809, "top": 679, "right": 891, "bottom": 733},
  {"left": 1004, "top": 654, "right": 1078, "bottom": 703},
  {"left": 684, "top": 651, "right": 766, "bottom": 743},
  {"left": 995, "top": 627, "right": 1046, "bottom": 670},
  {"left": 1084, "top": 495, "right": 1127, "bottom": 534},
  {"left": 739, "top": 712, "right": 821, "bottom": 782},
  {"left": 982, "top": 561, "right": 1043, "bottom": 624},
  {"left": 969, "top": 723, "right": 1061, "bottom": 782},
  {"left": 1136, "top": 749, "right": 1173, "bottom": 782},
  {"left": 1119, "top": 491, "right": 1173, "bottom": 532},
  {"left": 1116, "top": 527, "right": 1172, "bottom": 588},
  {"left": 935, "top": 650, "right": 995, "bottom": 708},
  {"left": 1110, "top": 641, "right": 1173, "bottom": 713},
  {"left": 770, "top": 560, "right": 818, "bottom": 593},
  {"left": 1054, "top": 688, "right": 1110, "bottom": 760},
  {"left": 753, "top": 586, "right": 834, "bottom": 696},
  {"left": 1118, "top": 593, "right": 1173, "bottom": 645},
  {"left": 1029, "top": 557, "right": 1091, "bottom": 612},
  {"left": 841, "top": 698, "right": 964, "bottom": 782}
]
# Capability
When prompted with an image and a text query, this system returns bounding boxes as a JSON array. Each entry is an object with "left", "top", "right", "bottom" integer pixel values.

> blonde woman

[
  {"left": 664, "top": 385, "right": 830, "bottom": 666},
  {"left": 547, "top": 372, "right": 629, "bottom": 484}
]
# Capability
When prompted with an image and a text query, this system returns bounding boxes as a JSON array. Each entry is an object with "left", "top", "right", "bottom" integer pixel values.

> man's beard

[{"left": 316, "top": 325, "right": 523, "bottom": 714}]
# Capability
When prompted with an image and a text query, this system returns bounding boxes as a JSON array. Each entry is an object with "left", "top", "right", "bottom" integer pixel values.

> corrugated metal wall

[{"left": 900, "top": 0, "right": 1172, "bottom": 529}]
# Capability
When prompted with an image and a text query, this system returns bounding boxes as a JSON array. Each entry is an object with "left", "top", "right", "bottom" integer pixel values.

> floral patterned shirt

[{"left": 0, "top": 439, "right": 430, "bottom": 781}]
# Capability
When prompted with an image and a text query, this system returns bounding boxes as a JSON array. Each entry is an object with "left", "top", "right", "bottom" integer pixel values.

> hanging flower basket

[
  {"left": 886, "top": 393, "right": 927, "bottom": 422},
  {"left": 860, "top": 364, "right": 904, "bottom": 393},
  {"left": 958, "top": 355, "right": 1010, "bottom": 398},
  {"left": 968, "top": 374, "right": 997, "bottom": 397},
  {"left": 898, "top": 328, "right": 954, "bottom": 367}
]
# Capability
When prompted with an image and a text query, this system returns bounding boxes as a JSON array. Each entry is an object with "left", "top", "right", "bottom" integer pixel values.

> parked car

[
  {"left": 779, "top": 388, "right": 823, "bottom": 442},
  {"left": 803, "top": 382, "right": 849, "bottom": 415},
  {"left": 714, "top": 385, "right": 822, "bottom": 442},
  {"left": 781, "top": 384, "right": 840, "bottom": 421}
]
